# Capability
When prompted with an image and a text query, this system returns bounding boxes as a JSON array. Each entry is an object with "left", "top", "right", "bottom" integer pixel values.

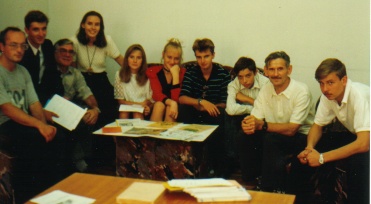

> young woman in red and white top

[{"left": 146, "top": 38, "right": 186, "bottom": 122}]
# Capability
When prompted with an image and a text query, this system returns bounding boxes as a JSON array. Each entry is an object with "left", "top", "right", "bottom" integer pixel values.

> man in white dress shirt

[
  {"left": 298, "top": 58, "right": 369, "bottom": 204},
  {"left": 241, "top": 51, "right": 314, "bottom": 196}
]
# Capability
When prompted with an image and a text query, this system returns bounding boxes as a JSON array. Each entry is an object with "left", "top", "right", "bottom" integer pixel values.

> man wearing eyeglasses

[
  {"left": 19, "top": 10, "right": 63, "bottom": 106},
  {"left": 179, "top": 38, "right": 231, "bottom": 177},
  {"left": 0, "top": 27, "right": 67, "bottom": 203},
  {"left": 54, "top": 38, "right": 100, "bottom": 172}
]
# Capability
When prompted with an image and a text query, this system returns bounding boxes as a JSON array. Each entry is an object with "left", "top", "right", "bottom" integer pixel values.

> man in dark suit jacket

[{"left": 19, "top": 10, "right": 63, "bottom": 106}]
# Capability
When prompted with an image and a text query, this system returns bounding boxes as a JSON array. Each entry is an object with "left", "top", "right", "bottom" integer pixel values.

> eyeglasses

[
  {"left": 5, "top": 43, "right": 29, "bottom": 50},
  {"left": 56, "top": 48, "right": 75, "bottom": 56}
]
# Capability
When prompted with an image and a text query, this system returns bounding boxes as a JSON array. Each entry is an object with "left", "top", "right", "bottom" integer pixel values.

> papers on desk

[
  {"left": 119, "top": 104, "right": 144, "bottom": 113},
  {"left": 44, "top": 95, "right": 87, "bottom": 131},
  {"left": 30, "top": 190, "right": 95, "bottom": 204},
  {"left": 94, "top": 119, "right": 218, "bottom": 142},
  {"left": 165, "top": 178, "right": 251, "bottom": 202}
]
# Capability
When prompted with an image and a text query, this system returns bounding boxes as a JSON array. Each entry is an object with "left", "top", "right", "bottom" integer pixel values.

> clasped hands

[
  {"left": 241, "top": 115, "right": 261, "bottom": 134},
  {"left": 297, "top": 148, "right": 321, "bottom": 167}
]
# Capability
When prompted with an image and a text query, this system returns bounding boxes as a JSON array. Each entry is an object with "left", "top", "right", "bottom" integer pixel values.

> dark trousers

[
  {"left": 236, "top": 130, "right": 263, "bottom": 182},
  {"left": 310, "top": 131, "right": 370, "bottom": 204},
  {"left": 178, "top": 104, "right": 225, "bottom": 177},
  {"left": 261, "top": 132, "right": 307, "bottom": 192},
  {"left": 60, "top": 122, "right": 95, "bottom": 167},
  {"left": 82, "top": 72, "right": 118, "bottom": 127},
  {"left": 224, "top": 113, "right": 246, "bottom": 159},
  {"left": 0, "top": 120, "right": 67, "bottom": 203},
  {"left": 82, "top": 72, "right": 117, "bottom": 166}
]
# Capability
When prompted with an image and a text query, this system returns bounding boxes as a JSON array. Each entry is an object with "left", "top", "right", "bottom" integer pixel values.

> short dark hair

[
  {"left": 54, "top": 38, "right": 74, "bottom": 51},
  {"left": 264, "top": 51, "right": 290, "bottom": 67},
  {"left": 315, "top": 58, "right": 347, "bottom": 81},
  {"left": 24, "top": 10, "right": 49, "bottom": 29},
  {"left": 233, "top": 57, "right": 257, "bottom": 76},
  {"left": 192, "top": 38, "right": 215, "bottom": 54},
  {"left": 77, "top": 11, "right": 107, "bottom": 47},
  {"left": 0, "top": 27, "right": 23, "bottom": 44}
]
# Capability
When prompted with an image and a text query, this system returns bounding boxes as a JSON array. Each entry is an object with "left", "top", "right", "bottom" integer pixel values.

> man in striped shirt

[{"left": 179, "top": 38, "right": 231, "bottom": 177}]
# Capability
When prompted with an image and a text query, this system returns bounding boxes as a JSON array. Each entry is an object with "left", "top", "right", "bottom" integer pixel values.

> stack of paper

[{"left": 165, "top": 178, "right": 251, "bottom": 202}]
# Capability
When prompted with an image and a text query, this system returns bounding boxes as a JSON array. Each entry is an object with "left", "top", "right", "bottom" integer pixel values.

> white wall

[{"left": 0, "top": 0, "right": 369, "bottom": 101}]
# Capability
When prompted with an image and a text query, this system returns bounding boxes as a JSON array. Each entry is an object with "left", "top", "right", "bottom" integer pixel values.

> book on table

[{"left": 116, "top": 182, "right": 165, "bottom": 204}]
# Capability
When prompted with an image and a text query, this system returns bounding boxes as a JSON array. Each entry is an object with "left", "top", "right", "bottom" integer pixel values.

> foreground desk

[
  {"left": 95, "top": 120, "right": 218, "bottom": 180},
  {"left": 27, "top": 173, "right": 295, "bottom": 204}
]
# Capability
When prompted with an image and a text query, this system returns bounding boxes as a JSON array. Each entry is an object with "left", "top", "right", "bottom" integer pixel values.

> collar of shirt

[
  {"left": 57, "top": 65, "right": 73, "bottom": 76},
  {"left": 270, "top": 77, "right": 295, "bottom": 99},
  {"left": 28, "top": 41, "right": 41, "bottom": 56},
  {"left": 340, "top": 78, "right": 352, "bottom": 105}
]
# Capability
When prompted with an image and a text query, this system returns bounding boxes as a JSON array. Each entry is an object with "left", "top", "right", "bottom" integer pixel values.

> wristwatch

[
  {"left": 262, "top": 120, "right": 268, "bottom": 131},
  {"left": 198, "top": 98, "right": 203, "bottom": 106},
  {"left": 319, "top": 153, "right": 324, "bottom": 165}
]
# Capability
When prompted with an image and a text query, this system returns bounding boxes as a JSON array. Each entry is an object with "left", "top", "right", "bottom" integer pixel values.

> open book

[{"left": 44, "top": 94, "right": 87, "bottom": 131}]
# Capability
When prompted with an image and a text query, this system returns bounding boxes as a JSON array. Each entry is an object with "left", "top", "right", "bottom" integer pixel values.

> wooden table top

[{"left": 27, "top": 173, "right": 295, "bottom": 204}]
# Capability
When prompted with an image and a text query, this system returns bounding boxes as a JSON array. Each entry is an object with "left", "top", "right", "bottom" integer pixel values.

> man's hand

[
  {"left": 304, "top": 148, "right": 322, "bottom": 167},
  {"left": 37, "top": 123, "right": 57, "bottom": 142},
  {"left": 83, "top": 108, "right": 99, "bottom": 125},
  {"left": 43, "top": 109, "right": 59, "bottom": 123},
  {"left": 199, "top": 100, "right": 220, "bottom": 117},
  {"left": 241, "top": 115, "right": 262, "bottom": 134},
  {"left": 297, "top": 148, "right": 313, "bottom": 165}
]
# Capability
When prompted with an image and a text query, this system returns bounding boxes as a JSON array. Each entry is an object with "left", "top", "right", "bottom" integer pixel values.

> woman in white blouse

[{"left": 114, "top": 44, "right": 153, "bottom": 119}]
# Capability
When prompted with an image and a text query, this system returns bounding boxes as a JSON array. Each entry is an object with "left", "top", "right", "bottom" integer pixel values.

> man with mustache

[
  {"left": 297, "top": 58, "right": 369, "bottom": 204},
  {"left": 240, "top": 51, "right": 314, "bottom": 197}
]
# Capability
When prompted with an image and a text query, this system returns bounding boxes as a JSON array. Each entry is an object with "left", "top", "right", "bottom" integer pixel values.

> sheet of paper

[
  {"left": 30, "top": 190, "right": 95, "bottom": 204},
  {"left": 119, "top": 104, "right": 144, "bottom": 113},
  {"left": 44, "top": 94, "right": 87, "bottom": 131}
]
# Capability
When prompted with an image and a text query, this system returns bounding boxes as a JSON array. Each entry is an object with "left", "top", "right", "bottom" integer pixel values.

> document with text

[{"left": 44, "top": 94, "right": 87, "bottom": 131}]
